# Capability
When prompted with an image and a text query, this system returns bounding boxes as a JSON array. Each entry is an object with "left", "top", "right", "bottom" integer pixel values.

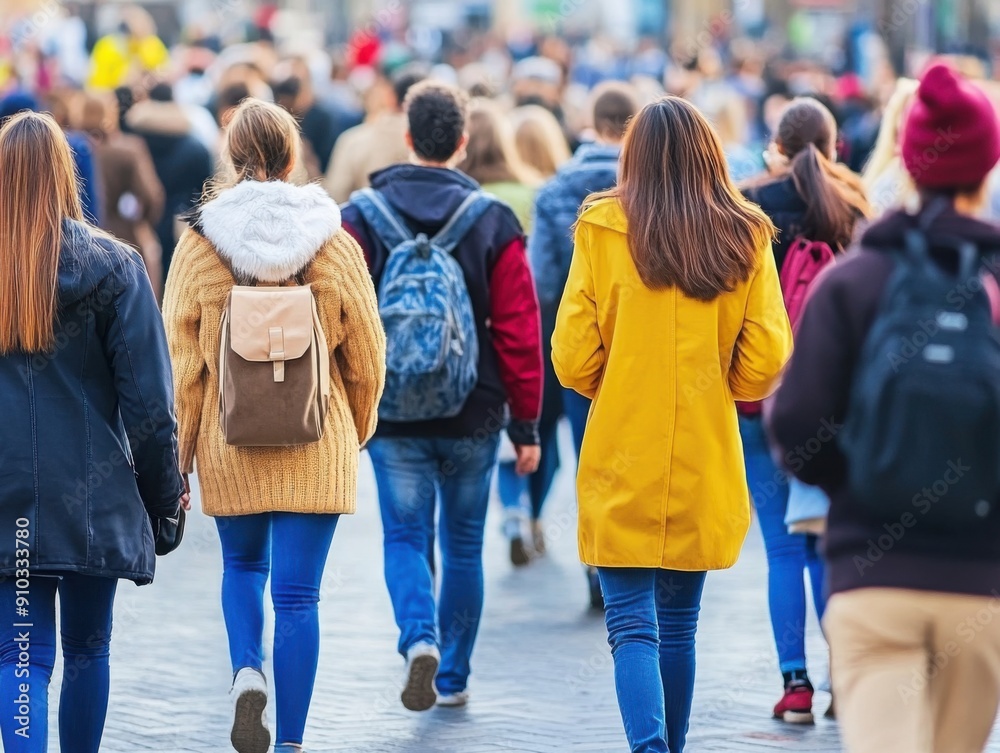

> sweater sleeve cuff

[{"left": 507, "top": 419, "right": 540, "bottom": 446}]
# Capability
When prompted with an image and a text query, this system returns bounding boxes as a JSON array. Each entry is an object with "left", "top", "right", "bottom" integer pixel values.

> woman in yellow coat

[{"left": 552, "top": 97, "right": 792, "bottom": 753}]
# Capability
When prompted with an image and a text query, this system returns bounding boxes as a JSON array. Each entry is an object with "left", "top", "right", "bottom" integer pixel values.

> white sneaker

[
  {"left": 230, "top": 668, "right": 270, "bottom": 753},
  {"left": 401, "top": 642, "right": 440, "bottom": 711},
  {"left": 436, "top": 690, "right": 470, "bottom": 707}
]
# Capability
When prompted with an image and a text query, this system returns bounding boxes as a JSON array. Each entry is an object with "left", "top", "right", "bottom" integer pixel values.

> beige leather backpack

[{"left": 218, "top": 283, "right": 330, "bottom": 446}]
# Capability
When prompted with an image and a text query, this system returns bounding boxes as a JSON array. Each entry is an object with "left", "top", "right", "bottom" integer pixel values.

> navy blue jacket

[
  {"left": 529, "top": 143, "right": 619, "bottom": 428},
  {"left": 529, "top": 143, "right": 621, "bottom": 310},
  {"left": 342, "top": 164, "right": 543, "bottom": 445},
  {"left": 0, "top": 221, "right": 183, "bottom": 585}
]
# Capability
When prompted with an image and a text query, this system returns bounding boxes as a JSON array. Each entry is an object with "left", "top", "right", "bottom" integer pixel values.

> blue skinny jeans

[
  {"left": 598, "top": 568, "right": 707, "bottom": 753},
  {"left": 0, "top": 572, "right": 117, "bottom": 753},
  {"left": 216, "top": 512, "right": 339, "bottom": 746},
  {"left": 739, "top": 415, "right": 826, "bottom": 675}
]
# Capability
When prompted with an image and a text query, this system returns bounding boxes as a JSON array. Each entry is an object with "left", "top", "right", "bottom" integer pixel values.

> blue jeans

[
  {"left": 739, "top": 416, "right": 826, "bottom": 675},
  {"left": 368, "top": 433, "right": 500, "bottom": 695},
  {"left": 216, "top": 512, "right": 340, "bottom": 746},
  {"left": 0, "top": 573, "right": 117, "bottom": 753},
  {"left": 563, "top": 387, "right": 590, "bottom": 457},
  {"left": 598, "top": 568, "right": 707, "bottom": 753},
  {"left": 496, "top": 420, "right": 560, "bottom": 524}
]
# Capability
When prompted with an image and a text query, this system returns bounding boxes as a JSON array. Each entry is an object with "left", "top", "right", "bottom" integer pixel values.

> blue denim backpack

[{"left": 350, "top": 188, "right": 493, "bottom": 421}]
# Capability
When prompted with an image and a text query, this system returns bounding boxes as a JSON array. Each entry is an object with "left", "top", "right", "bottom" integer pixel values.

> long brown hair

[
  {"left": 0, "top": 111, "right": 83, "bottom": 354},
  {"left": 589, "top": 96, "right": 774, "bottom": 301},
  {"left": 775, "top": 98, "right": 871, "bottom": 249},
  {"left": 459, "top": 100, "right": 541, "bottom": 186}
]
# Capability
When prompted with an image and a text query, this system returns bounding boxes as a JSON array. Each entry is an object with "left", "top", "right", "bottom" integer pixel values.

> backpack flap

[
  {"left": 228, "top": 286, "right": 315, "bottom": 379},
  {"left": 219, "top": 283, "right": 330, "bottom": 447}
]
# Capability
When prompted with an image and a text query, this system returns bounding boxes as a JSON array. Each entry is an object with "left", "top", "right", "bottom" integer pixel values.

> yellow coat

[{"left": 552, "top": 198, "right": 793, "bottom": 570}]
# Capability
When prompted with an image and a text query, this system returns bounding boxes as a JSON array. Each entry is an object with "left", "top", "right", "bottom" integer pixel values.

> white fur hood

[{"left": 198, "top": 180, "right": 342, "bottom": 283}]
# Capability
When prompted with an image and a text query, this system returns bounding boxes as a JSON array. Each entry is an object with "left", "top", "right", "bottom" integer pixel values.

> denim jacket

[{"left": 529, "top": 143, "right": 621, "bottom": 310}]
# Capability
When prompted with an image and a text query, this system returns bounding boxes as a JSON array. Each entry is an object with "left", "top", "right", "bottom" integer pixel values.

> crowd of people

[{"left": 5, "top": 4, "right": 1000, "bottom": 753}]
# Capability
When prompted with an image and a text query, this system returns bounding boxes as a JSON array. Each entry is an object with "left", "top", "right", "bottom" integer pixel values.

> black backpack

[{"left": 840, "top": 219, "right": 1000, "bottom": 531}]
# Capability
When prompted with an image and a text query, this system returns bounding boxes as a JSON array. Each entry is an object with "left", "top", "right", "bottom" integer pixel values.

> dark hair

[
  {"left": 587, "top": 97, "right": 775, "bottom": 301},
  {"left": 272, "top": 76, "right": 301, "bottom": 102},
  {"left": 776, "top": 98, "right": 871, "bottom": 250},
  {"left": 148, "top": 82, "right": 173, "bottom": 103},
  {"left": 392, "top": 64, "right": 429, "bottom": 108},
  {"left": 592, "top": 82, "right": 639, "bottom": 140},
  {"left": 216, "top": 82, "right": 251, "bottom": 124},
  {"left": 404, "top": 80, "right": 469, "bottom": 163}
]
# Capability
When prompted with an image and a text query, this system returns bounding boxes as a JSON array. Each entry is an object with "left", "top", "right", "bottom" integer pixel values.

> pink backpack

[{"left": 779, "top": 237, "right": 836, "bottom": 329}]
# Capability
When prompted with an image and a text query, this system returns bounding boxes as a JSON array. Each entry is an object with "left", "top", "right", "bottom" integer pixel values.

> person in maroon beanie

[{"left": 768, "top": 62, "right": 1000, "bottom": 753}]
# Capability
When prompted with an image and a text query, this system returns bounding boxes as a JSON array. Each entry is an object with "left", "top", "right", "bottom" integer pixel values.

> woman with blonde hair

[
  {"left": 163, "top": 98, "right": 386, "bottom": 753},
  {"left": 460, "top": 99, "right": 541, "bottom": 231},
  {"left": 510, "top": 104, "right": 571, "bottom": 180},
  {"left": 862, "top": 78, "right": 919, "bottom": 214},
  {"left": 0, "top": 112, "right": 185, "bottom": 753},
  {"left": 553, "top": 97, "right": 792, "bottom": 752}
]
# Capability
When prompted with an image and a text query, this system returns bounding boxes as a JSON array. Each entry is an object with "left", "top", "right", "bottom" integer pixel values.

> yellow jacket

[
  {"left": 89, "top": 34, "right": 169, "bottom": 90},
  {"left": 552, "top": 198, "right": 792, "bottom": 570}
]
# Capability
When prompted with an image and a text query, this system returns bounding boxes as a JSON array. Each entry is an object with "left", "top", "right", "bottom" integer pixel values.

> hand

[
  {"left": 514, "top": 445, "right": 541, "bottom": 476},
  {"left": 179, "top": 473, "right": 192, "bottom": 511}
]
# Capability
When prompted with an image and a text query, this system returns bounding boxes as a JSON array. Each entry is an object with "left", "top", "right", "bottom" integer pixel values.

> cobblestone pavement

[{"left": 40, "top": 428, "right": 1000, "bottom": 752}]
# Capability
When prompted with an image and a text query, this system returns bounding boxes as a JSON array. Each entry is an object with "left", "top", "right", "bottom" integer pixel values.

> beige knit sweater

[{"left": 162, "top": 180, "right": 386, "bottom": 516}]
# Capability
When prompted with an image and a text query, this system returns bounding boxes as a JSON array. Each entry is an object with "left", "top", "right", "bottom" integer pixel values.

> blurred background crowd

[{"left": 2, "top": 0, "right": 1000, "bottom": 296}]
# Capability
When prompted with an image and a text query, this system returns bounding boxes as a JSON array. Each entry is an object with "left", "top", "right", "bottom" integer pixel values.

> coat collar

[{"left": 198, "top": 180, "right": 342, "bottom": 283}]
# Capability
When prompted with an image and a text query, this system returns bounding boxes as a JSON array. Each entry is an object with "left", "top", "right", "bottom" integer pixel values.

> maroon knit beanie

[{"left": 901, "top": 63, "right": 1000, "bottom": 189}]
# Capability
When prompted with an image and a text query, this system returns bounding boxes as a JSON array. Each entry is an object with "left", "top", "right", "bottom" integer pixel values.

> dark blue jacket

[
  {"left": 529, "top": 143, "right": 621, "bottom": 309},
  {"left": 0, "top": 221, "right": 183, "bottom": 585},
  {"left": 529, "top": 143, "right": 619, "bottom": 428}
]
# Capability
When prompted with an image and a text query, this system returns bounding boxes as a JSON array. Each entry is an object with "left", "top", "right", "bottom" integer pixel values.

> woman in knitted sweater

[{"left": 162, "top": 99, "right": 386, "bottom": 753}]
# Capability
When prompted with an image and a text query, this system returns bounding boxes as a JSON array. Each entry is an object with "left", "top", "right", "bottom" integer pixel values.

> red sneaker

[{"left": 773, "top": 680, "right": 815, "bottom": 724}]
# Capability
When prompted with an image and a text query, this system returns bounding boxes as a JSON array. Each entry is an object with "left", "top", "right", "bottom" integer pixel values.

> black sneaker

[{"left": 510, "top": 536, "right": 532, "bottom": 567}]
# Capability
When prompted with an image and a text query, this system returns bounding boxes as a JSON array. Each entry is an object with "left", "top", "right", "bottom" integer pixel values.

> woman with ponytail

[
  {"left": 163, "top": 99, "right": 385, "bottom": 753},
  {"left": 741, "top": 97, "right": 871, "bottom": 724}
]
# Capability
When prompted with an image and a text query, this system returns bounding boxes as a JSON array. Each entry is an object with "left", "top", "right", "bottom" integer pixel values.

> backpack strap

[
  {"left": 432, "top": 191, "right": 496, "bottom": 254},
  {"left": 349, "top": 188, "right": 414, "bottom": 251}
]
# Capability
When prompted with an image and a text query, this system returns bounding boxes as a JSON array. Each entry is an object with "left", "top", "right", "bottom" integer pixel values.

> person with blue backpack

[
  {"left": 769, "top": 62, "right": 1000, "bottom": 753},
  {"left": 340, "top": 79, "right": 543, "bottom": 712}
]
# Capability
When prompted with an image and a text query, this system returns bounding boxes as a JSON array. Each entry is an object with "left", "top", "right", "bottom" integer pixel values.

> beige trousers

[{"left": 825, "top": 587, "right": 1000, "bottom": 753}]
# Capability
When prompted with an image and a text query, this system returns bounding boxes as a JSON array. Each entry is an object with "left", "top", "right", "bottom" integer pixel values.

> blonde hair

[
  {"left": 510, "top": 105, "right": 570, "bottom": 179},
  {"left": 0, "top": 112, "right": 84, "bottom": 354},
  {"left": 214, "top": 98, "right": 303, "bottom": 192},
  {"left": 459, "top": 100, "right": 541, "bottom": 186},
  {"left": 862, "top": 78, "right": 919, "bottom": 192}
]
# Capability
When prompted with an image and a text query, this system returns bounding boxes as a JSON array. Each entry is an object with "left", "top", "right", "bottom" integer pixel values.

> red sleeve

[
  {"left": 341, "top": 220, "right": 371, "bottom": 267},
  {"left": 489, "top": 237, "right": 543, "bottom": 423}
]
